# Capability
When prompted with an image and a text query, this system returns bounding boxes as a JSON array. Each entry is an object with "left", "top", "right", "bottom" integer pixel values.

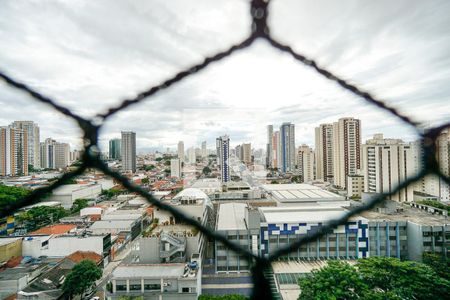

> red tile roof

[
  {"left": 30, "top": 224, "right": 76, "bottom": 235},
  {"left": 66, "top": 251, "right": 102, "bottom": 265}
]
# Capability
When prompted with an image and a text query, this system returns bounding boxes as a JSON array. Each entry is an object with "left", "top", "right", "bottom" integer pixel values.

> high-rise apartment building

[
  {"left": 170, "top": 158, "right": 182, "bottom": 178},
  {"left": 40, "top": 138, "right": 70, "bottom": 169},
  {"left": 201, "top": 141, "right": 207, "bottom": 158},
  {"left": 187, "top": 147, "right": 196, "bottom": 164},
  {"left": 315, "top": 123, "right": 334, "bottom": 182},
  {"left": 332, "top": 117, "right": 361, "bottom": 189},
  {"left": 177, "top": 141, "right": 184, "bottom": 162},
  {"left": 272, "top": 131, "right": 280, "bottom": 169},
  {"left": 242, "top": 143, "right": 252, "bottom": 164},
  {"left": 121, "top": 131, "right": 136, "bottom": 173},
  {"left": 109, "top": 138, "right": 121, "bottom": 160},
  {"left": 279, "top": 122, "right": 296, "bottom": 173},
  {"left": 0, "top": 126, "right": 28, "bottom": 176},
  {"left": 11, "top": 121, "right": 40, "bottom": 169},
  {"left": 297, "top": 145, "right": 315, "bottom": 182},
  {"left": 362, "top": 134, "right": 418, "bottom": 202},
  {"left": 217, "top": 135, "right": 230, "bottom": 182},
  {"left": 266, "top": 125, "right": 273, "bottom": 168}
]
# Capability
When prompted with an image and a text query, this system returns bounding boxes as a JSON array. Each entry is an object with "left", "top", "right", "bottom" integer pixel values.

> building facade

[
  {"left": 315, "top": 124, "right": 334, "bottom": 183},
  {"left": 332, "top": 117, "right": 361, "bottom": 189},
  {"left": 266, "top": 125, "right": 273, "bottom": 169},
  {"left": 11, "top": 121, "right": 40, "bottom": 169},
  {"left": 109, "top": 138, "right": 121, "bottom": 160},
  {"left": 362, "top": 134, "right": 418, "bottom": 202},
  {"left": 178, "top": 141, "right": 184, "bottom": 162},
  {"left": 297, "top": 145, "right": 315, "bottom": 182},
  {"left": 279, "top": 122, "right": 296, "bottom": 173},
  {"left": 121, "top": 131, "right": 136, "bottom": 173},
  {"left": 0, "top": 125, "right": 28, "bottom": 176},
  {"left": 216, "top": 135, "right": 230, "bottom": 183},
  {"left": 171, "top": 158, "right": 182, "bottom": 178}
]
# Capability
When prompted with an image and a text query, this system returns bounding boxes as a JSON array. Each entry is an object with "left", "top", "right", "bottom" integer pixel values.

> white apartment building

[
  {"left": 333, "top": 117, "right": 361, "bottom": 189},
  {"left": 171, "top": 158, "right": 182, "bottom": 178},
  {"left": 0, "top": 126, "right": 28, "bottom": 176},
  {"left": 187, "top": 147, "right": 196, "bottom": 165},
  {"left": 40, "top": 138, "right": 70, "bottom": 169},
  {"left": 315, "top": 123, "right": 334, "bottom": 183},
  {"left": 121, "top": 131, "right": 136, "bottom": 173},
  {"left": 201, "top": 141, "right": 207, "bottom": 158},
  {"left": 11, "top": 121, "right": 40, "bottom": 169},
  {"left": 178, "top": 141, "right": 185, "bottom": 162},
  {"left": 347, "top": 175, "right": 364, "bottom": 198},
  {"left": 362, "top": 134, "right": 418, "bottom": 202},
  {"left": 297, "top": 145, "right": 315, "bottom": 182}
]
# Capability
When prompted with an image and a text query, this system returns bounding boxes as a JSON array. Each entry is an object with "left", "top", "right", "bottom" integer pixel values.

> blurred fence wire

[{"left": 1, "top": 0, "right": 449, "bottom": 299}]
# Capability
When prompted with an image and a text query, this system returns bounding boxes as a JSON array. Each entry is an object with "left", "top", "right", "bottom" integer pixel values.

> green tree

[
  {"left": 16, "top": 206, "right": 69, "bottom": 231},
  {"left": 141, "top": 177, "right": 149, "bottom": 185},
  {"left": 62, "top": 260, "right": 102, "bottom": 299},
  {"left": 422, "top": 252, "right": 450, "bottom": 280},
  {"left": 0, "top": 185, "right": 30, "bottom": 212},
  {"left": 144, "top": 164, "right": 156, "bottom": 171},
  {"left": 101, "top": 188, "right": 121, "bottom": 199},
  {"left": 416, "top": 199, "right": 450, "bottom": 213},
  {"left": 202, "top": 166, "right": 212, "bottom": 175},
  {"left": 299, "top": 261, "right": 370, "bottom": 300},
  {"left": 298, "top": 257, "right": 450, "bottom": 300},
  {"left": 70, "top": 198, "right": 89, "bottom": 213}
]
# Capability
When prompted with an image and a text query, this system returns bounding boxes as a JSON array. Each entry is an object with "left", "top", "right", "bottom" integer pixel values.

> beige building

[
  {"left": 242, "top": 143, "right": 252, "bottom": 164},
  {"left": 297, "top": 145, "right": 315, "bottom": 182},
  {"left": 40, "top": 138, "right": 70, "bottom": 169},
  {"left": 178, "top": 141, "right": 184, "bottom": 162},
  {"left": 347, "top": 175, "right": 364, "bottom": 198},
  {"left": 362, "top": 134, "right": 418, "bottom": 202},
  {"left": 315, "top": 123, "right": 334, "bottom": 182},
  {"left": 0, "top": 238, "right": 22, "bottom": 263},
  {"left": 0, "top": 125, "right": 28, "bottom": 176},
  {"left": 11, "top": 121, "right": 40, "bottom": 169},
  {"left": 332, "top": 117, "right": 361, "bottom": 189}
]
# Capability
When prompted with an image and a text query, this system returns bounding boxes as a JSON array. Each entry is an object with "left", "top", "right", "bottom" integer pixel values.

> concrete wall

[
  {"left": 407, "top": 222, "right": 424, "bottom": 261},
  {"left": 0, "top": 238, "right": 22, "bottom": 262}
]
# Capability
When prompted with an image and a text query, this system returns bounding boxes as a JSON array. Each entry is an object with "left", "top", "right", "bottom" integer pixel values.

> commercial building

[
  {"left": 48, "top": 183, "right": 102, "bottom": 209},
  {"left": 22, "top": 233, "right": 112, "bottom": 260},
  {"left": 297, "top": 145, "right": 315, "bottom": 183},
  {"left": 170, "top": 158, "right": 182, "bottom": 178},
  {"left": 106, "top": 262, "right": 200, "bottom": 300},
  {"left": 362, "top": 134, "right": 418, "bottom": 202},
  {"left": 279, "top": 122, "right": 296, "bottom": 173},
  {"left": 261, "top": 184, "right": 348, "bottom": 207},
  {"left": 0, "top": 125, "right": 28, "bottom": 176},
  {"left": 121, "top": 131, "right": 136, "bottom": 172},
  {"left": 315, "top": 123, "right": 334, "bottom": 183},
  {"left": 109, "top": 138, "right": 121, "bottom": 160},
  {"left": 11, "top": 121, "right": 40, "bottom": 169},
  {"left": 332, "top": 117, "right": 361, "bottom": 189},
  {"left": 241, "top": 143, "right": 252, "bottom": 164},
  {"left": 216, "top": 135, "right": 230, "bottom": 182}
]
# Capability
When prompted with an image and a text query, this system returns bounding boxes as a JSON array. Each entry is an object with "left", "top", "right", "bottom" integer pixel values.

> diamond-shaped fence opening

[{"left": 1, "top": 1, "right": 450, "bottom": 299}]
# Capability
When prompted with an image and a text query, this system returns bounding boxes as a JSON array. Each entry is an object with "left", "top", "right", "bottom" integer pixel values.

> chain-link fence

[{"left": 1, "top": 0, "right": 450, "bottom": 299}]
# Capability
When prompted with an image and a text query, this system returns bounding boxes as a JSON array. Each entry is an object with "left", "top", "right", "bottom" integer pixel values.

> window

[
  {"left": 182, "top": 287, "right": 190, "bottom": 293},
  {"left": 130, "top": 284, "right": 141, "bottom": 291},
  {"left": 144, "top": 283, "right": 161, "bottom": 290}
]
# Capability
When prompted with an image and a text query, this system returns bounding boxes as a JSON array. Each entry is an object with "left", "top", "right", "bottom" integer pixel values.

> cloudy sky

[{"left": 1, "top": 0, "right": 450, "bottom": 152}]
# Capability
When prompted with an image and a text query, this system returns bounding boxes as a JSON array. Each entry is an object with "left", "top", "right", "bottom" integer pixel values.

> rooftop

[
  {"left": 261, "top": 184, "right": 345, "bottom": 203},
  {"left": 272, "top": 260, "right": 356, "bottom": 274},
  {"left": 90, "top": 219, "right": 136, "bottom": 229},
  {"left": 217, "top": 203, "right": 248, "bottom": 231},
  {"left": 360, "top": 203, "right": 449, "bottom": 226},
  {"left": 259, "top": 206, "right": 365, "bottom": 224},
  {"left": 66, "top": 251, "right": 102, "bottom": 264},
  {"left": 30, "top": 224, "right": 76, "bottom": 235},
  {"left": 112, "top": 263, "right": 188, "bottom": 278},
  {"left": 0, "top": 237, "right": 21, "bottom": 247}
]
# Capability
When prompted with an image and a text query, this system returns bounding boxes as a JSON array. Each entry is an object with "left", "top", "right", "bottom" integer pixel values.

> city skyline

[{"left": 1, "top": 1, "right": 449, "bottom": 151}]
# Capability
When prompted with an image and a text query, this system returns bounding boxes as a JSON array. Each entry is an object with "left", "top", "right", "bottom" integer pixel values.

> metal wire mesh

[{"left": 1, "top": 0, "right": 449, "bottom": 299}]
